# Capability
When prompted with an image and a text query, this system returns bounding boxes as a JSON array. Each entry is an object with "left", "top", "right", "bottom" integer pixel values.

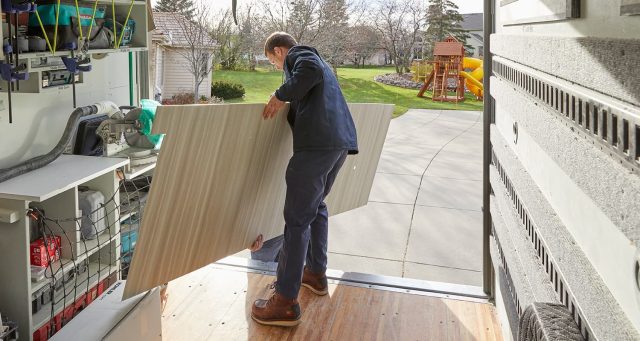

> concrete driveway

[
  {"left": 327, "top": 109, "right": 483, "bottom": 286},
  {"left": 231, "top": 109, "right": 484, "bottom": 287}
]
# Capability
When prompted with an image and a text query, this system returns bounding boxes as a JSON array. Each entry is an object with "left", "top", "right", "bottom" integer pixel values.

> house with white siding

[
  {"left": 150, "top": 12, "right": 216, "bottom": 101},
  {"left": 461, "top": 13, "right": 484, "bottom": 58}
]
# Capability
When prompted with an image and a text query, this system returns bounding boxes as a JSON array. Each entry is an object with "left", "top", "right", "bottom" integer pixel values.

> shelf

[
  {"left": 80, "top": 0, "right": 147, "bottom": 4},
  {"left": 14, "top": 0, "right": 149, "bottom": 63},
  {"left": 76, "top": 234, "right": 121, "bottom": 262},
  {"left": 31, "top": 262, "right": 118, "bottom": 332},
  {"left": 0, "top": 155, "right": 129, "bottom": 202},
  {"left": 31, "top": 234, "right": 120, "bottom": 294},
  {"left": 40, "top": 84, "right": 78, "bottom": 93},
  {"left": 91, "top": 47, "right": 147, "bottom": 54},
  {"left": 120, "top": 222, "right": 138, "bottom": 235},
  {"left": 19, "top": 46, "right": 147, "bottom": 61},
  {"left": 0, "top": 71, "right": 83, "bottom": 94},
  {"left": 31, "top": 260, "right": 79, "bottom": 295},
  {"left": 18, "top": 51, "right": 74, "bottom": 59},
  {"left": 123, "top": 162, "right": 156, "bottom": 180},
  {"left": 119, "top": 210, "right": 137, "bottom": 223}
]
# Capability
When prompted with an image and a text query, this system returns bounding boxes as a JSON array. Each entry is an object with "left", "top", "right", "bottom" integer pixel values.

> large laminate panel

[{"left": 123, "top": 103, "right": 393, "bottom": 298}]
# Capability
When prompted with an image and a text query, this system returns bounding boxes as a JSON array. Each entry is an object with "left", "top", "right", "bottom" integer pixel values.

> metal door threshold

[{"left": 216, "top": 256, "right": 490, "bottom": 304}]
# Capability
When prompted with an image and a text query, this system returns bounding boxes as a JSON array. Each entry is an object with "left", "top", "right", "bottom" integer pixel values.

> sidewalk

[{"left": 326, "top": 109, "right": 483, "bottom": 286}]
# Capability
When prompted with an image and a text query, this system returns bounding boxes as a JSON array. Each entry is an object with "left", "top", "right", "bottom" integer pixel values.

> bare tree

[
  {"left": 211, "top": 9, "right": 240, "bottom": 70},
  {"left": 256, "top": 0, "right": 367, "bottom": 74},
  {"left": 316, "top": 0, "right": 349, "bottom": 74},
  {"left": 211, "top": 6, "right": 267, "bottom": 71},
  {"left": 258, "top": 0, "right": 323, "bottom": 45},
  {"left": 257, "top": 0, "right": 288, "bottom": 33},
  {"left": 238, "top": 6, "right": 268, "bottom": 71},
  {"left": 373, "top": 0, "right": 425, "bottom": 74},
  {"left": 171, "top": 4, "right": 216, "bottom": 99},
  {"left": 348, "top": 25, "right": 381, "bottom": 67},
  {"left": 288, "top": 0, "right": 323, "bottom": 44}
]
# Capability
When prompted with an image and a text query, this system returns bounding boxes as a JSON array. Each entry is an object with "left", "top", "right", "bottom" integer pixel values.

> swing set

[{"left": 417, "top": 36, "right": 484, "bottom": 102}]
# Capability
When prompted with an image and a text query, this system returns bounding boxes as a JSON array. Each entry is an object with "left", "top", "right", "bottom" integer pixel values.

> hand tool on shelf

[
  {"left": 61, "top": 41, "right": 91, "bottom": 108},
  {"left": 1, "top": 0, "right": 36, "bottom": 123}
]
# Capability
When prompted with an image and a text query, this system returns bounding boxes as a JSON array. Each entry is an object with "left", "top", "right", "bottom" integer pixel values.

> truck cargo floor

[{"left": 161, "top": 264, "right": 503, "bottom": 341}]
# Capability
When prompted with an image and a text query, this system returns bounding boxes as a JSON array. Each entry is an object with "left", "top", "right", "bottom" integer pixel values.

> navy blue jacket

[{"left": 274, "top": 46, "right": 358, "bottom": 154}]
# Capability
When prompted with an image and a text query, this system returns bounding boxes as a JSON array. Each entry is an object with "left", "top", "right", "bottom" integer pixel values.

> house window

[{"left": 466, "top": 47, "right": 476, "bottom": 56}]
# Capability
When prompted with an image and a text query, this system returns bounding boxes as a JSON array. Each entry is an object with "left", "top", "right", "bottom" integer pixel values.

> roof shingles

[
  {"left": 152, "top": 11, "right": 215, "bottom": 48},
  {"left": 461, "top": 13, "right": 483, "bottom": 32}
]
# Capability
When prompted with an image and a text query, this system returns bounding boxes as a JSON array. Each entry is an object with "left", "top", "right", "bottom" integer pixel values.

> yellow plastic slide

[{"left": 461, "top": 57, "right": 484, "bottom": 99}]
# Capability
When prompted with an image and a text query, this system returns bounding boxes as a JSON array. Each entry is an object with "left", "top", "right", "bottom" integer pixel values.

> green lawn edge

[{"left": 213, "top": 66, "right": 483, "bottom": 118}]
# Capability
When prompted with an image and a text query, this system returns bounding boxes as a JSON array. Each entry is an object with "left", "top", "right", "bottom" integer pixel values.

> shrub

[
  {"left": 410, "top": 61, "right": 433, "bottom": 83},
  {"left": 208, "top": 96, "right": 224, "bottom": 104},
  {"left": 161, "top": 92, "right": 195, "bottom": 105},
  {"left": 197, "top": 96, "right": 224, "bottom": 104},
  {"left": 211, "top": 81, "right": 245, "bottom": 100}
]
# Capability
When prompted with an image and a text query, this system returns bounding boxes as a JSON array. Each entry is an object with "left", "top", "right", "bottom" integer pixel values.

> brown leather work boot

[
  {"left": 251, "top": 292, "right": 302, "bottom": 327},
  {"left": 301, "top": 266, "right": 328, "bottom": 295}
]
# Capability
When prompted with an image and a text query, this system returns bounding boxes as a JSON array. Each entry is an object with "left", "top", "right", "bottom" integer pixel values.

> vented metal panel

[
  {"left": 492, "top": 58, "right": 640, "bottom": 175},
  {"left": 492, "top": 222, "right": 522, "bottom": 316},
  {"left": 491, "top": 149, "right": 592, "bottom": 340}
]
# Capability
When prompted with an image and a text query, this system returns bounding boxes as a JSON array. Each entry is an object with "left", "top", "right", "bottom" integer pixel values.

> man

[{"left": 251, "top": 32, "right": 358, "bottom": 327}]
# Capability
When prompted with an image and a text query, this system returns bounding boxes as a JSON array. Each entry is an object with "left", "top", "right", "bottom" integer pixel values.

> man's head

[{"left": 264, "top": 32, "right": 297, "bottom": 70}]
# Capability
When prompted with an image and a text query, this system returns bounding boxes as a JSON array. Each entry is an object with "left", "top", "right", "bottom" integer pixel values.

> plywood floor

[{"left": 161, "top": 265, "right": 503, "bottom": 341}]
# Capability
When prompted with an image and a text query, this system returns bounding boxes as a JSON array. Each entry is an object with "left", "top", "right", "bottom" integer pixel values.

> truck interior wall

[
  {"left": 0, "top": 53, "right": 133, "bottom": 168},
  {"left": 489, "top": 0, "right": 640, "bottom": 339}
]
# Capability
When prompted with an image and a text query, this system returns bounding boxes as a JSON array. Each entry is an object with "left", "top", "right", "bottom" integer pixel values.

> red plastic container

[
  {"left": 85, "top": 285, "right": 100, "bottom": 305},
  {"left": 32, "top": 323, "right": 51, "bottom": 341},
  {"left": 73, "top": 293, "right": 87, "bottom": 314}
]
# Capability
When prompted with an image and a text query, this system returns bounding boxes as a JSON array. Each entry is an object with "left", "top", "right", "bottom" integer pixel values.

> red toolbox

[
  {"left": 34, "top": 276, "right": 119, "bottom": 339},
  {"left": 52, "top": 304, "right": 75, "bottom": 331},
  {"left": 30, "top": 236, "right": 61, "bottom": 267},
  {"left": 73, "top": 293, "right": 87, "bottom": 313},
  {"left": 85, "top": 285, "right": 100, "bottom": 305},
  {"left": 61, "top": 304, "right": 75, "bottom": 327},
  {"left": 85, "top": 277, "right": 110, "bottom": 305},
  {"left": 97, "top": 279, "right": 107, "bottom": 295},
  {"left": 32, "top": 323, "right": 51, "bottom": 341},
  {"left": 85, "top": 278, "right": 113, "bottom": 307}
]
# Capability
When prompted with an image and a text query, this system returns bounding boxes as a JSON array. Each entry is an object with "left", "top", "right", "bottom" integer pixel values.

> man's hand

[
  {"left": 249, "top": 234, "right": 264, "bottom": 252},
  {"left": 262, "top": 94, "right": 285, "bottom": 120}
]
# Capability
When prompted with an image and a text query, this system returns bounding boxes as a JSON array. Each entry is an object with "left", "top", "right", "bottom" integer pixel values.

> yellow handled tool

[{"left": 117, "top": 0, "right": 135, "bottom": 48}]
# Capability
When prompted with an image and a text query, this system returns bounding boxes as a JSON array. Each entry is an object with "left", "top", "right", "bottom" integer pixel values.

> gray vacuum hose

[{"left": 0, "top": 105, "right": 99, "bottom": 183}]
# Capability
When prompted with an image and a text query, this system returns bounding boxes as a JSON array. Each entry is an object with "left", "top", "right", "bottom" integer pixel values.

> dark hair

[{"left": 264, "top": 32, "right": 297, "bottom": 55}]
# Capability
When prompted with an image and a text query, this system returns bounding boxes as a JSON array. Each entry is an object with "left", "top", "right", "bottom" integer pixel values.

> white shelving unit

[
  {"left": 0, "top": 1, "right": 151, "bottom": 337},
  {"left": 0, "top": 155, "right": 128, "bottom": 340},
  {"left": 123, "top": 161, "right": 156, "bottom": 180}
]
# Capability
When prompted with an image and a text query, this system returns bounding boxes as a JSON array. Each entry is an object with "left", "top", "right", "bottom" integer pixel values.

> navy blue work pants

[{"left": 275, "top": 149, "right": 348, "bottom": 299}]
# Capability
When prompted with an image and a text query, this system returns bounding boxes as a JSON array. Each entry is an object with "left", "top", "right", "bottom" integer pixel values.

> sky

[
  {"left": 451, "top": 0, "right": 483, "bottom": 14},
  {"left": 150, "top": 0, "right": 484, "bottom": 14}
]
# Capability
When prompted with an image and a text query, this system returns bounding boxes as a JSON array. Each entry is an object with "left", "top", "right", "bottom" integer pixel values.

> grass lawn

[{"left": 213, "top": 66, "right": 483, "bottom": 117}]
